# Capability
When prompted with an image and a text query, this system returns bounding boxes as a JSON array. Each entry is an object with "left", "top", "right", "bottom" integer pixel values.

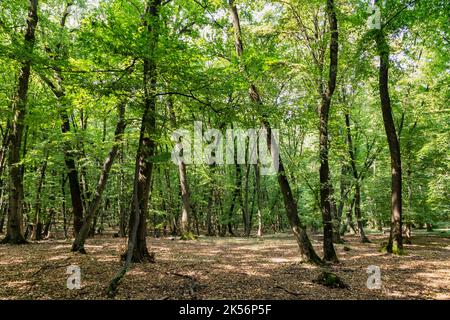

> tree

[
  {"left": 317, "top": 0, "right": 339, "bottom": 262},
  {"left": 228, "top": 0, "right": 321, "bottom": 264},
  {"left": 72, "top": 102, "right": 126, "bottom": 253},
  {"left": 124, "top": 0, "right": 162, "bottom": 263},
  {"left": 1, "top": 0, "right": 39, "bottom": 244}
]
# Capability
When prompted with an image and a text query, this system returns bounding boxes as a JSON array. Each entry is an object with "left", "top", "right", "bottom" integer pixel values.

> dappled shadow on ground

[{"left": 0, "top": 232, "right": 448, "bottom": 300}]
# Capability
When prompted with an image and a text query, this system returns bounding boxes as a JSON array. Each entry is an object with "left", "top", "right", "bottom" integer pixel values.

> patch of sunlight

[
  {"left": 48, "top": 255, "right": 70, "bottom": 261},
  {"left": 0, "top": 258, "right": 25, "bottom": 265},
  {"left": 217, "top": 264, "right": 237, "bottom": 271},
  {"left": 7, "top": 280, "right": 31, "bottom": 289},
  {"left": 84, "top": 245, "right": 105, "bottom": 250},
  {"left": 242, "top": 270, "right": 270, "bottom": 277},
  {"left": 269, "top": 257, "right": 292, "bottom": 263},
  {"left": 96, "top": 257, "right": 117, "bottom": 262},
  {"left": 435, "top": 292, "right": 450, "bottom": 299},
  {"left": 51, "top": 245, "right": 71, "bottom": 250},
  {"left": 128, "top": 270, "right": 148, "bottom": 276}
]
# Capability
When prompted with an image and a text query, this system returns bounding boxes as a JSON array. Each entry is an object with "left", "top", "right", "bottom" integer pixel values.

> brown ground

[{"left": 0, "top": 231, "right": 449, "bottom": 300}]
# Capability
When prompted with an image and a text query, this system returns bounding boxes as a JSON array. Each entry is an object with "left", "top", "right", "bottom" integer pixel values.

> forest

[{"left": 0, "top": 0, "right": 449, "bottom": 300}]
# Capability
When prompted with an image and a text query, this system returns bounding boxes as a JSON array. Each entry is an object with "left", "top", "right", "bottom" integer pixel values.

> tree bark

[
  {"left": 375, "top": 30, "right": 403, "bottom": 253},
  {"left": 1, "top": 0, "right": 39, "bottom": 245},
  {"left": 72, "top": 103, "right": 126, "bottom": 253},
  {"left": 228, "top": 0, "right": 321, "bottom": 264}
]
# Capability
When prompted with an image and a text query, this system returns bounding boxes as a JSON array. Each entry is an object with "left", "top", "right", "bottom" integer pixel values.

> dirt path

[{"left": 0, "top": 232, "right": 449, "bottom": 300}]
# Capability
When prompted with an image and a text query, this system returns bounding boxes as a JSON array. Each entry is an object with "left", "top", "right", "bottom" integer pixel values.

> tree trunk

[
  {"left": 354, "top": 183, "right": 370, "bottom": 243},
  {"left": 1, "top": 0, "right": 39, "bottom": 245},
  {"left": 61, "top": 174, "right": 68, "bottom": 238},
  {"left": 337, "top": 163, "right": 349, "bottom": 235},
  {"left": 32, "top": 150, "right": 48, "bottom": 241},
  {"left": 60, "top": 107, "right": 84, "bottom": 236},
  {"left": 228, "top": 163, "right": 242, "bottom": 236},
  {"left": 206, "top": 187, "right": 215, "bottom": 236},
  {"left": 345, "top": 113, "right": 370, "bottom": 243},
  {"left": 375, "top": 30, "right": 403, "bottom": 253},
  {"left": 118, "top": 147, "right": 127, "bottom": 237},
  {"left": 254, "top": 164, "right": 263, "bottom": 237},
  {"left": 43, "top": 209, "right": 54, "bottom": 238},
  {"left": 123, "top": 0, "right": 161, "bottom": 263},
  {"left": 243, "top": 164, "right": 251, "bottom": 237},
  {"left": 178, "top": 161, "right": 191, "bottom": 233},
  {"left": 228, "top": 0, "right": 321, "bottom": 264},
  {"left": 72, "top": 103, "right": 126, "bottom": 253},
  {"left": 317, "top": 0, "right": 339, "bottom": 262},
  {"left": 0, "top": 123, "right": 10, "bottom": 235},
  {"left": 167, "top": 91, "right": 191, "bottom": 234}
]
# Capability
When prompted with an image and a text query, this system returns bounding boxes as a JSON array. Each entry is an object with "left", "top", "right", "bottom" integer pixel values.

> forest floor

[{"left": 0, "top": 231, "right": 449, "bottom": 300}]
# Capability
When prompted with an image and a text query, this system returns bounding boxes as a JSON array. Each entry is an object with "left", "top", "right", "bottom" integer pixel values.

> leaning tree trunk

[
  {"left": 375, "top": 30, "right": 403, "bottom": 253},
  {"left": 72, "top": 103, "right": 126, "bottom": 253},
  {"left": 2, "top": 0, "right": 39, "bottom": 245},
  {"left": 228, "top": 0, "right": 321, "bottom": 264}
]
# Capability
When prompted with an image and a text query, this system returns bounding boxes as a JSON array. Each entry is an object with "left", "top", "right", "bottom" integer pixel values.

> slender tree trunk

[
  {"left": 72, "top": 103, "right": 126, "bottom": 253},
  {"left": 0, "top": 124, "right": 10, "bottom": 234},
  {"left": 316, "top": 0, "right": 340, "bottom": 262},
  {"left": 2, "top": 0, "right": 39, "bottom": 245},
  {"left": 254, "top": 164, "right": 263, "bottom": 237},
  {"left": 167, "top": 92, "right": 191, "bottom": 234},
  {"left": 228, "top": 162, "right": 242, "bottom": 236},
  {"left": 43, "top": 209, "right": 54, "bottom": 238},
  {"left": 32, "top": 150, "right": 48, "bottom": 241},
  {"left": 206, "top": 188, "right": 214, "bottom": 236},
  {"left": 243, "top": 164, "right": 251, "bottom": 237},
  {"left": 354, "top": 183, "right": 370, "bottom": 243},
  {"left": 228, "top": 0, "right": 321, "bottom": 264},
  {"left": 337, "top": 163, "right": 349, "bottom": 234},
  {"left": 123, "top": 0, "right": 161, "bottom": 263},
  {"left": 375, "top": 30, "right": 403, "bottom": 253},
  {"left": 118, "top": 147, "right": 127, "bottom": 237},
  {"left": 0, "top": 188, "right": 6, "bottom": 234},
  {"left": 61, "top": 174, "right": 68, "bottom": 238},
  {"left": 345, "top": 113, "right": 370, "bottom": 242},
  {"left": 178, "top": 161, "right": 191, "bottom": 233},
  {"left": 405, "top": 159, "right": 413, "bottom": 244}
]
